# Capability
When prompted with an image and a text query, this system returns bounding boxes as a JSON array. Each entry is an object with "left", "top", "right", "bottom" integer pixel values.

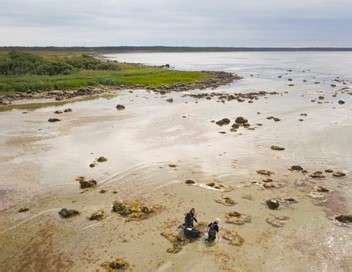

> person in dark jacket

[
  {"left": 207, "top": 219, "right": 220, "bottom": 242},
  {"left": 184, "top": 208, "right": 197, "bottom": 228}
]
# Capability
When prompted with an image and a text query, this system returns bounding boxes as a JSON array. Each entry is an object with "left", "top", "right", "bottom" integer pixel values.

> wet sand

[{"left": 1, "top": 52, "right": 352, "bottom": 271}]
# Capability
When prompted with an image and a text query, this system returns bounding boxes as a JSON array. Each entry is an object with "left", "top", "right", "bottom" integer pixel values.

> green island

[{"left": 0, "top": 51, "right": 212, "bottom": 95}]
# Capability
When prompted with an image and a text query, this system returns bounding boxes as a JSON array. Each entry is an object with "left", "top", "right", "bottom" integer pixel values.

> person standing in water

[
  {"left": 184, "top": 208, "right": 198, "bottom": 228},
  {"left": 207, "top": 218, "right": 220, "bottom": 242}
]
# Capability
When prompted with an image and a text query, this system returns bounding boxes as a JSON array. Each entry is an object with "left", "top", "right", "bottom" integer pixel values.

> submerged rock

[
  {"left": 166, "top": 98, "right": 174, "bottom": 103},
  {"left": 89, "top": 210, "right": 106, "bottom": 221},
  {"left": 257, "top": 170, "right": 274, "bottom": 176},
  {"left": 102, "top": 257, "right": 130, "bottom": 271},
  {"left": 310, "top": 171, "right": 325, "bottom": 179},
  {"left": 225, "top": 211, "right": 251, "bottom": 225},
  {"left": 76, "top": 176, "right": 97, "bottom": 189},
  {"left": 222, "top": 229, "right": 245, "bottom": 246},
  {"left": 58, "top": 208, "right": 80, "bottom": 218},
  {"left": 266, "top": 215, "right": 289, "bottom": 228},
  {"left": 18, "top": 208, "right": 29, "bottom": 213},
  {"left": 215, "top": 196, "right": 237, "bottom": 206},
  {"left": 333, "top": 171, "right": 346, "bottom": 177},
  {"left": 112, "top": 200, "right": 158, "bottom": 221}
]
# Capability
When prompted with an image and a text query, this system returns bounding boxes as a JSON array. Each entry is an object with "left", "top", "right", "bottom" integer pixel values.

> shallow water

[{"left": 0, "top": 52, "right": 352, "bottom": 271}]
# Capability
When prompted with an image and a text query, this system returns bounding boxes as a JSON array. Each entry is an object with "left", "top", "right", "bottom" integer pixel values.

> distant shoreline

[{"left": 1, "top": 46, "right": 352, "bottom": 53}]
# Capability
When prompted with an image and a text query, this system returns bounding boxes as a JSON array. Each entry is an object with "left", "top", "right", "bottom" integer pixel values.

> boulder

[
  {"left": 216, "top": 118, "right": 231, "bottom": 126},
  {"left": 89, "top": 210, "right": 105, "bottom": 221},
  {"left": 48, "top": 118, "right": 61, "bottom": 123},
  {"left": 335, "top": 215, "right": 352, "bottom": 224},
  {"left": 271, "top": 145, "right": 285, "bottom": 151},
  {"left": 235, "top": 116, "right": 248, "bottom": 124},
  {"left": 76, "top": 176, "right": 97, "bottom": 189},
  {"left": 333, "top": 171, "right": 346, "bottom": 177},
  {"left": 185, "top": 179, "right": 196, "bottom": 185},
  {"left": 290, "top": 165, "right": 304, "bottom": 171},
  {"left": 97, "top": 156, "right": 108, "bottom": 163}
]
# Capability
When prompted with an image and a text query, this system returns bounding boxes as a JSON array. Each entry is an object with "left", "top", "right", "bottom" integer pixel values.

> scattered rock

[
  {"left": 97, "top": 156, "right": 108, "bottom": 163},
  {"left": 235, "top": 117, "right": 248, "bottom": 124},
  {"left": 222, "top": 229, "right": 245, "bottom": 246},
  {"left": 225, "top": 211, "right": 251, "bottom": 225},
  {"left": 215, "top": 196, "right": 237, "bottom": 206},
  {"left": 257, "top": 170, "right": 274, "bottom": 176},
  {"left": 112, "top": 200, "right": 158, "bottom": 221},
  {"left": 116, "top": 104, "right": 125, "bottom": 110},
  {"left": 333, "top": 171, "right": 346, "bottom": 177},
  {"left": 335, "top": 215, "right": 352, "bottom": 224},
  {"left": 89, "top": 210, "right": 106, "bottom": 221},
  {"left": 266, "top": 215, "right": 290, "bottom": 228},
  {"left": 48, "top": 118, "right": 61, "bottom": 123},
  {"left": 338, "top": 100, "right": 345, "bottom": 105},
  {"left": 310, "top": 171, "right": 325, "bottom": 179},
  {"left": 185, "top": 179, "right": 196, "bottom": 185},
  {"left": 266, "top": 199, "right": 280, "bottom": 210},
  {"left": 58, "top": 208, "right": 80, "bottom": 218},
  {"left": 102, "top": 257, "right": 130, "bottom": 271},
  {"left": 216, "top": 118, "right": 231, "bottom": 126},
  {"left": 18, "top": 208, "right": 29, "bottom": 213},
  {"left": 290, "top": 165, "right": 304, "bottom": 172},
  {"left": 76, "top": 176, "right": 97, "bottom": 189},
  {"left": 271, "top": 145, "right": 285, "bottom": 151}
]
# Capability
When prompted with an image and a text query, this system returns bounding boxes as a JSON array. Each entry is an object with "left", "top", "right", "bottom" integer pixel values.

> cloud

[{"left": 0, "top": 0, "right": 351, "bottom": 46}]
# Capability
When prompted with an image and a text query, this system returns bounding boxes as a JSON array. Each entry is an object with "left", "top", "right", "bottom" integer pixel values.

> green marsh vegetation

[{"left": 0, "top": 51, "right": 210, "bottom": 94}]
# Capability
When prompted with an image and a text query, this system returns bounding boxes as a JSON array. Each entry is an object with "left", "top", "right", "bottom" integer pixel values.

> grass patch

[{"left": 0, "top": 51, "right": 210, "bottom": 94}]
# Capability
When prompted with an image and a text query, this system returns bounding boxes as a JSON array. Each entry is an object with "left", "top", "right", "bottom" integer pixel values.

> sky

[{"left": 0, "top": 0, "right": 351, "bottom": 47}]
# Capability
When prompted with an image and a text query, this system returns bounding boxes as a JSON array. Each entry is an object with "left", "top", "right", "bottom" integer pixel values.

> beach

[{"left": 0, "top": 51, "right": 352, "bottom": 271}]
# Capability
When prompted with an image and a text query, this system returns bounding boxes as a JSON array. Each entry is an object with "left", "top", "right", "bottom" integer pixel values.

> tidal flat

[{"left": 0, "top": 52, "right": 352, "bottom": 272}]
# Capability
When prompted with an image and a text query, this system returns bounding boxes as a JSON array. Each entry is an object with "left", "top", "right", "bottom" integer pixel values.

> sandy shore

[{"left": 0, "top": 56, "right": 352, "bottom": 271}]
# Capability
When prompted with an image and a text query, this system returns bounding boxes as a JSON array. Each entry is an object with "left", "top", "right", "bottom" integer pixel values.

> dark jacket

[
  {"left": 207, "top": 222, "right": 219, "bottom": 241},
  {"left": 184, "top": 212, "right": 197, "bottom": 228}
]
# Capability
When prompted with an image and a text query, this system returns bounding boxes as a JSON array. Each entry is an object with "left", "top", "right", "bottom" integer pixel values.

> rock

[
  {"left": 97, "top": 156, "right": 108, "bottom": 163},
  {"left": 185, "top": 179, "right": 196, "bottom": 185},
  {"left": 89, "top": 210, "right": 105, "bottom": 221},
  {"left": 325, "top": 169, "right": 334, "bottom": 173},
  {"left": 216, "top": 118, "right": 231, "bottom": 126},
  {"left": 102, "top": 257, "right": 130, "bottom": 271},
  {"left": 89, "top": 163, "right": 96, "bottom": 168},
  {"left": 266, "top": 199, "right": 280, "bottom": 210},
  {"left": 315, "top": 185, "right": 329, "bottom": 193},
  {"left": 333, "top": 171, "right": 346, "bottom": 177},
  {"left": 290, "top": 165, "right": 304, "bottom": 171},
  {"left": 266, "top": 215, "right": 289, "bottom": 228},
  {"left": 54, "top": 110, "right": 63, "bottom": 114},
  {"left": 112, "top": 200, "right": 157, "bottom": 221},
  {"left": 48, "top": 118, "right": 61, "bottom": 123},
  {"left": 338, "top": 100, "right": 345, "bottom": 105},
  {"left": 100, "top": 189, "right": 107, "bottom": 194},
  {"left": 310, "top": 171, "right": 325, "bottom": 179},
  {"left": 58, "top": 208, "right": 80, "bottom": 218},
  {"left": 215, "top": 196, "right": 237, "bottom": 206},
  {"left": 225, "top": 211, "right": 251, "bottom": 225},
  {"left": 222, "top": 229, "right": 245, "bottom": 246},
  {"left": 235, "top": 116, "right": 248, "bottom": 124},
  {"left": 116, "top": 104, "right": 125, "bottom": 110},
  {"left": 18, "top": 208, "right": 29, "bottom": 213},
  {"left": 76, "top": 176, "right": 97, "bottom": 189},
  {"left": 64, "top": 108, "right": 72, "bottom": 113},
  {"left": 271, "top": 145, "right": 285, "bottom": 151},
  {"left": 166, "top": 98, "right": 173, "bottom": 103},
  {"left": 335, "top": 215, "right": 352, "bottom": 224},
  {"left": 257, "top": 170, "right": 274, "bottom": 176},
  {"left": 168, "top": 164, "right": 177, "bottom": 168}
]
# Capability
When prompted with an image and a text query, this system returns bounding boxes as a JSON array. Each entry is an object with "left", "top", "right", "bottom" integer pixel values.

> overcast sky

[{"left": 0, "top": 0, "right": 351, "bottom": 47}]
